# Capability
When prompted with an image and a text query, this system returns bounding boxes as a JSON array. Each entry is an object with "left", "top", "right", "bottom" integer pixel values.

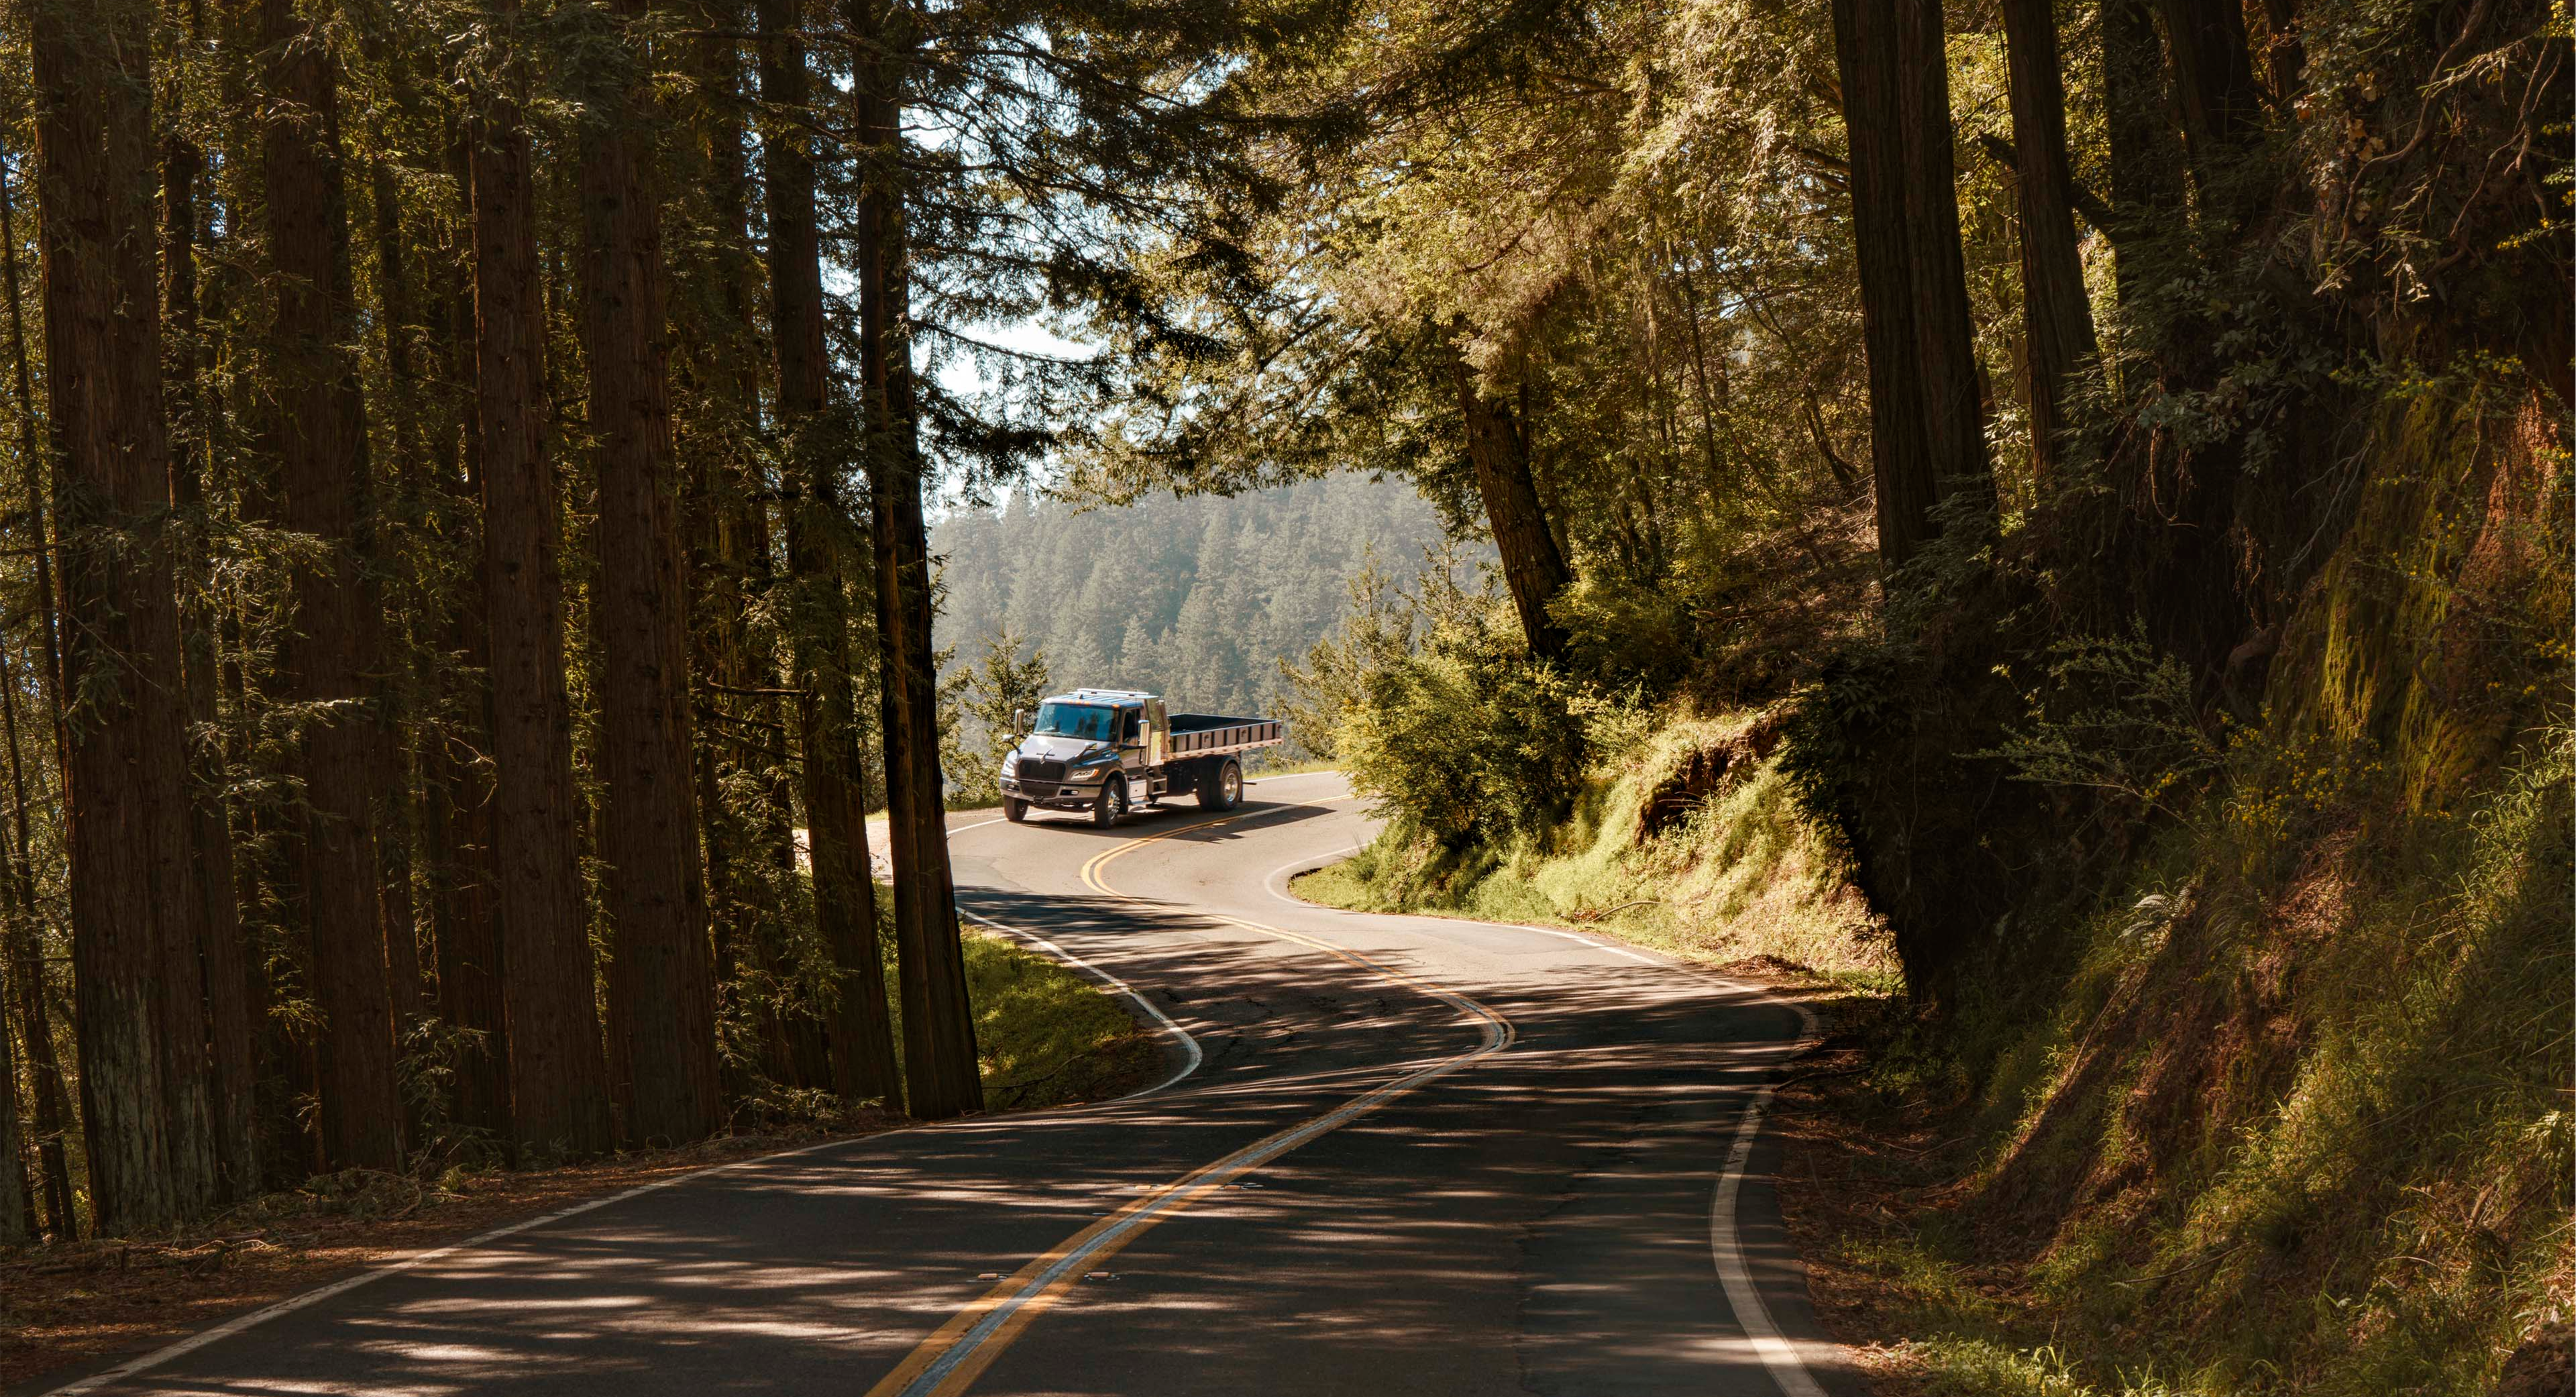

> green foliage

[
  {"left": 1296, "top": 706, "right": 1893, "bottom": 981},
  {"left": 1978, "top": 630, "right": 2226, "bottom": 821},
  {"left": 939, "top": 627, "right": 1051, "bottom": 807},
  {"left": 1286, "top": 552, "right": 1587, "bottom": 848}
]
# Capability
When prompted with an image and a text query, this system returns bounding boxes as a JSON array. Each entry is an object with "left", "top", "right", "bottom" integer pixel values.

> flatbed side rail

[{"left": 1167, "top": 718, "right": 1285, "bottom": 757}]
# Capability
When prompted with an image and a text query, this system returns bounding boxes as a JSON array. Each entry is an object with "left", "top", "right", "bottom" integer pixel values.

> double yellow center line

[{"left": 864, "top": 807, "right": 1515, "bottom": 1397}]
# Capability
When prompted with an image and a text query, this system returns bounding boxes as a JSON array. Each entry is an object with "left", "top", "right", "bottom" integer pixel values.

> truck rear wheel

[
  {"left": 1003, "top": 795, "right": 1027, "bottom": 824},
  {"left": 1199, "top": 758, "right": 1242, "bottom": 811},
  {"left": 1091, "top": 775, "right": 1128, "bottom": 828}
]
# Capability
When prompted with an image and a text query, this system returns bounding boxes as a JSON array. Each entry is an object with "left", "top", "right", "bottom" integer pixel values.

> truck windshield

[{"left": 1032, "top": 702, "right": 1114, "bottom": 742}]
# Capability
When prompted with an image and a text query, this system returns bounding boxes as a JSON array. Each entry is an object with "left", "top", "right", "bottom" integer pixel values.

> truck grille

[{"left": 1020, "top": 759, "right": 1066, "bottom": 782}]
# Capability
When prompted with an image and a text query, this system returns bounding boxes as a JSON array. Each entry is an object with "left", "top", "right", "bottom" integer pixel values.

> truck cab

[{"left": 998, "top": 689, "right": 1285, "bottom": 828}]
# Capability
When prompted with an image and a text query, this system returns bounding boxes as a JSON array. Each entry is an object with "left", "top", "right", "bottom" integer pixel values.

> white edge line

[
  {"left": 38, "top": 1127, "right": 886, "bottom": 1397},
  {"left": 955, "top": 905, "right": 1203, "bottom": 1099},
  {"left": 1260, "top": 852, "right": 1664, "bottom": 966},
  {"left": 1710, "top": 1056, "right": 1830, "bottom": 1397},
  {"left": 1255, "top": 835, "right": 1837, "bottom": 1397}
]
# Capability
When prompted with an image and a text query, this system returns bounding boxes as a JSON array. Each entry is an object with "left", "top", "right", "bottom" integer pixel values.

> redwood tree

[
  {"left": 757, "top": 0, "right": 904, "bottom": 1110},
  {"left": 260, "top": 0, "right": 402, "bottom": 1173},
  {"left": 470, "top": 0, "right": 611, "bottom": 1158},
  {"left": 1829, "top": 0, "right": 1992, "bottom": 562},
  {"left": 850, "top": 0, "right": 979, "bottom": 1121},
  {"left": 2000, "top": 0, "right": 2100, "bottom": 482},
  {"left": 32, "top": 0, "right": 216, "bottom": 1228},
  {"left": 580, "top": 0, "right": 720, "bottom": 1146}
]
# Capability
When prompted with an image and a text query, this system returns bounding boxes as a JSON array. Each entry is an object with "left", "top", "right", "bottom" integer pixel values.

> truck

[{"left": 998, "top": 689, "right": 1288, "bottom": 827}]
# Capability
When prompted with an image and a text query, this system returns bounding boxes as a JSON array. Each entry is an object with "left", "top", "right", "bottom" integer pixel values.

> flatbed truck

[{"left": 998, "top": 689, "right": 1287, "bottom": 826}]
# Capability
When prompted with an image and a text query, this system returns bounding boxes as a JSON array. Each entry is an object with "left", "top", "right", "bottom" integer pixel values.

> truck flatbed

[{"left": 998, "top": 689, "right": 1287, "bottom": 826}]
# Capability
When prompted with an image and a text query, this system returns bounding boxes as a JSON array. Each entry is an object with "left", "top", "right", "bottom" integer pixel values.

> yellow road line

[{"left": 866, "top": 804, "right": 1513, "bottom": 1397}]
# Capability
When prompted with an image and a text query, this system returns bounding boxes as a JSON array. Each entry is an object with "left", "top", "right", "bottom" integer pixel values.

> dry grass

[{"left": 1294, "top": 707, "right": 1897, "bottom": 985}]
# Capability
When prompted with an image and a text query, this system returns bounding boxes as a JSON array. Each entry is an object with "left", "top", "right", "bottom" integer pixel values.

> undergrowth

[
  {"left": 1295, "top": 706, "right": 1898, "bottom": 985},
  {"left": 1816, "top": 722, "right": 2571, "bottom": 1396}
]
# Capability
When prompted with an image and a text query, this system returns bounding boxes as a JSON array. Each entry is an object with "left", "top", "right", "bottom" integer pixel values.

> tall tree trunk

[
  {"left": 1831, "top": 0, "right": 1993, "bottom": 560},
  {"left": 471, "top": 0, "right": 612, "bottom": 1158},
  {"left": 1444, "top": 337, "right": 1572, "bottom": 661},
  {"left": 1893, "top": 0, "right": 1991, "bottom": 515},
  {"left": 431, "top": 125, "right": 513, "bottom": 1147},
  {"left": 0, "top": 135, "right": 79, "bottom": 1242},
  {"left": 0, "top": 950, "right": 23, "bottom": 1242},
  {"left": 1, "top": 647, "right": 75, "bottom": 1237},
  {"left": 1831, "top": 0, "right": 1942, "bottom": 563},
  {"left": 757, "top": 0, "right": 903, "bottom": 1111},
  {"left": 366, "top": 158, "right": 429, "bottom": 1050},
  {"left": 2100, "top": 0, "right": 2187, "bottom": 309},
  {"left": 2157, "top": 0, "right": 2261, "bottom": 172},
  {"left": 261, "top": 0, "right": 402, "bottom": 1174},
  {"left": 1, "top": 143, "right": 68, "bottom": 775},
  {"left": 582, "top": 0, "right": 720, "bottom": 1148},
  {"left": 851, "top": 0, "right": 978, "bottom": 1121},
  {"left": 682, "top": 2, "right": 775, "bottom": 1102},
  {"left": 2000, "top": 0, "right": 2101, "bottom": 484},
  {"left": 32, "top": 0, "right": 215, "bottom": 1229},
  {"left": 163, "top": 29, "right": 259, "bottom": 1203}
]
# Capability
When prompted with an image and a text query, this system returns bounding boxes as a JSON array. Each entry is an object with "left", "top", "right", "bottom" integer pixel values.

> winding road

[{"left": 40, "top": 772, "right": 1860, "bottom": 1397}]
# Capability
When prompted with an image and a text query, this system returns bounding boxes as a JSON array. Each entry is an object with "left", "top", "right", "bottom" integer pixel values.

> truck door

[{"left": 1118, "top": 706, "right": 1144, "bottom": 780}]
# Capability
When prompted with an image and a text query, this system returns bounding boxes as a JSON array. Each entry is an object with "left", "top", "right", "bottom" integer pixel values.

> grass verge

[{"left": 1291, "top": 709, "right": 1897, "bottom": 988}]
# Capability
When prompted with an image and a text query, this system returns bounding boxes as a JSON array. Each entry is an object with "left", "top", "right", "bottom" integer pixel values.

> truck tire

[
  {"left": 1091, "top": 775, "right": 1128, "bottom": 828},
  {"left": 1199, "top": 757, "right": 1242, "bottom": 811},
  {"left": 1003, "top": 795, "right": 1027, "bottom": 824}
]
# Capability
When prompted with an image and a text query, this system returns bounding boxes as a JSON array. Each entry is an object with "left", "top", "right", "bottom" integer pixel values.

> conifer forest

[{"left": 0, "top": 0, "right": 2565, "bottom": 1389}]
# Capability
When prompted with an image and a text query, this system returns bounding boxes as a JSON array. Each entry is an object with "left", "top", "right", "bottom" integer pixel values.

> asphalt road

[{"left": 43, "top": 771, "right": 1862, "bottom": 1397}]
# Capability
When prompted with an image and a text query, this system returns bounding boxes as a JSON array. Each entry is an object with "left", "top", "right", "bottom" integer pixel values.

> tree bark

[
  {"left": 471, "top": 0, "right": 612, "bottom": 1158},
  {"left": 1831, "top": 0, "right": 1992, "bottom": 562},
  {"left": 1893, "top": 0, "right": 1992, "bottom": 516},
  {"left": 32, "top": 0, "right": 214, "bottom": 1229},
  {"left": 428, "top": 124, "right": 513, "bottom": 1148},
  {"left": 1831, "top": 0, "right": 1941, "bottom": 564},
  {"left": 1, "top": 647, "right": 76, "bottom": 1237},
  {"left": 757, "top": 0, "right": 904, "bottom": 1111},
  {"left": 260, "top": 0, "right": 402, "bottom": 1174},
  {"left": 583, "top": 0, "right": 720, "bottom": 1148},
  {"left": 162, "top": 17, "right": 260, "bottom": 1203},
  {"left": 2157, "top": 0, "right": 2261, "bottom": 168},
  {"left": 683, "top": 1, "right": 782, "bottom": 1102},
  {"left": 0, "top": 134, "right": 79, "bottom": 1242},
  {"left": 0, "top": 915, "right": 25, "bottom": 1242},
  {"left": 1445, "top": 337, "right": 1572, "bottom": 662},
  {"left": 2000, "top": 0, "right": 2101, "bottom": 484},
  {"left": 2100, "top": 0, "right": 2187, "bottom": 307},
  {"left": 850, "top": 0, "right": 979, "bottom": 1121}
]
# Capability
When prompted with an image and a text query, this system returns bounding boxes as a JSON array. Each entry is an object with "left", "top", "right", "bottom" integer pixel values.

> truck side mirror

[{"left": 1012, "top": 708, "right": 1028, "bottom": 734}]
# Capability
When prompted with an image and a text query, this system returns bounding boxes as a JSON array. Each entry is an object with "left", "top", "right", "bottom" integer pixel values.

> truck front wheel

[
  {"left": 1003, "top": 795, "right": 1027, "bottom": 824},
  {"left": 1091, "top": 775, "right": 1128, "bottom": 828},
  {"left": 1199, "top": 758, "right": 1242, "bottom": 811}
]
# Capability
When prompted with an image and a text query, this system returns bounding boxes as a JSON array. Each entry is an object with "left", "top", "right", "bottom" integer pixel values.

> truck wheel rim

[{"left": 1224, "top": 766, "right": 1240, "bottom": 799}]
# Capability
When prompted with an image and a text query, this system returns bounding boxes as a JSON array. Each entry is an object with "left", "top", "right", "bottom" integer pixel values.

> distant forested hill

[{"left": 933, "top": 474, "right": 1471, "bottom": 733}]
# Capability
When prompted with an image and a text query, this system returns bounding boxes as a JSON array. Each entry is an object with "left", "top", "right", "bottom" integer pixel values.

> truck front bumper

[{"left": 1002, "top": 775, "right": 1106, "bottom": 809}]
